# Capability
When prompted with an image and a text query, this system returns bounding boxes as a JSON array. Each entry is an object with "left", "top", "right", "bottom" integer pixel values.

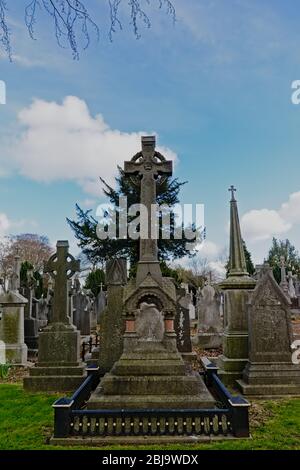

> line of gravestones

[
  {"left": 0, "top": 237, "right": 299, "bottom": 396},
  {"left": 0, "top": 137, "right": 299, "bottom": 399},
  {"left": 0, "top": 250, "right": 107, "bottom": 370}
]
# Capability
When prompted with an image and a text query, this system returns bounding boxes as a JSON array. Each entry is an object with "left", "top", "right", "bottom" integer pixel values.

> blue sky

[{"left": 1, "top": 0, "right": 300, "bottom": 272}]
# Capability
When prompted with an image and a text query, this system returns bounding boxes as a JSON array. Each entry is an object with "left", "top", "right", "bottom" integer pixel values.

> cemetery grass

[{"left": 0, "top": 384, "right": 299, "bottom": 450}]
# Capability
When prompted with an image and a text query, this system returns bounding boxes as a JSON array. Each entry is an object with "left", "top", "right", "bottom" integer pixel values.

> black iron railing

[{"left": 52, "top": 358, "right": 250, "bottom": 439}]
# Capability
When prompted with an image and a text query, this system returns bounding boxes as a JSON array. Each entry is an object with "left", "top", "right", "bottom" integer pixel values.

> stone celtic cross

[
  {"left": 124, "top": 137, "right": 172, "bottom": 282},
  {"left": 44, "top": 241, "right": 80, "bottom": 323}
]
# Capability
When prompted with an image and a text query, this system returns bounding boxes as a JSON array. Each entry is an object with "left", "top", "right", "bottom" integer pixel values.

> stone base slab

[
  {"left": 23, "top": 371, "right": 85, "bottom": 392},
  {"left": 237, "top": 362, "right": 300, "bottom": 396},
  {"left": 196, "top": 333, "right": 222, "bottom": 349},
  {"left": 181, "top": 351, "right": 197, "bottom": 362},
  {"left": 237, "top": 380, "right": 300, "bottom": 397},
  {"left": 4, "top": 343, "right": 28, "bottom": 366},
  {"left": 50, "top": 435, "right": 242, "bottom": 446},
  {"left": 87, "top": 393, "right": 215, "bottom": 410}
]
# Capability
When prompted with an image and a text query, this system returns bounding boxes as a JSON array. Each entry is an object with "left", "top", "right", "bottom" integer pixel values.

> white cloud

[
  {"left": 12, "top": 96, "right": 177, "bottom": 196},
  {"left": 196, "top": 240, "right": 221, "bottom": 260},
  {"left": 241, "top": 190, "right": 300, "bottom": 245},
  {"left": 241, "top": 209, "right": 291, "bottom": 242},
  {"left": 279, "top": 191, "right": 300, "bottom": 224},
  {"left": 208, "top": 260, "right": 226, "bottom": 280},
  {"left": 0, "top": 213, "right": 11, "bottom": 237},
  {"left": 0, "top": 213, "right": 39, "bottom": 239}
]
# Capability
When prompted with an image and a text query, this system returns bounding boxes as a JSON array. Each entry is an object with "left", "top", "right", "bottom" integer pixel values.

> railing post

[
  {"left": 201, "top": 357, "right": 219, "bottom": 387},
  {"left": 52, "top": 398, "right": 74, "bottom": 438},
  {"left": 86, "top": 365, "right": 100, "bottom": 390},
  {"left": 81, "top": 342, "right": 85, "bottom": 362},
  {"left": 229, "top": 397, "right": 250, "bottom": 438}
]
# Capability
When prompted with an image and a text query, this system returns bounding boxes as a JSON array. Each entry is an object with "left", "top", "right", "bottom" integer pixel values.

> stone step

[
  {"left": 101, "top": 374, "right": 204, "bottom": 395},
  {"left": 87, "top": 393, "right": 216, "bottom": 410},
  {"left": 28, "top": 365, "right": 86, "bottom": 377},
  {"left": 112, "top": 360, "right": 186, "bottom": 376},
  {"left": 121, "top": 352, "right": 183, "bottom": 361},
  {"left": 23, "top": 375, "right": 86, "bottom": 392},
  {"left": 242, "top": 375, "right": 300, "bottom": 385},
  {"left": 237, "top": 380, "right": 300, "bottom": 397}
]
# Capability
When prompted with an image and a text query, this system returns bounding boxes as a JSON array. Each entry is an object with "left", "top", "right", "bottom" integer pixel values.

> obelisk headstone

[{"left": 218, "top": 187, "right": 256, "bottom": 385}]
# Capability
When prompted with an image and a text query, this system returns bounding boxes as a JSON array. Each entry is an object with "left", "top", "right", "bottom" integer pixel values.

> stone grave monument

[
  {"left": 88, "top": 136, "right": 214, "bottom": 410},
  {"left": 0, "top": 255, "right": 28, "bottom": 365},
  {"left": 238, "top": 263, "right": 300, "bottom": 397},
  {"left": 98, "top": 258, "right": 127, "bottom": 374},
  {"left": 24, "top": 241, "right": 85, "bottom": 392},
  {"left": 218, "top": 187, "right": 256, "bottom": 385}
]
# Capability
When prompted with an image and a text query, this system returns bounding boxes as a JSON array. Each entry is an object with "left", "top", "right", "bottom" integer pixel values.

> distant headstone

[
  {"left": 94, "top": 286, "right": 106, "bottom": 324},
  {"left": 196, "top": 283, "right": 223, "bottom": 349},
  {"left": 37, "top": 295, "right": 48, "bottom": 329},
  {"left": 73, "top": 290, "right": 91, "bottom": 336},
  {"left": 0, "top": 256, "right": 28, "bottom": 365},
  {"left": 22, "top": 268, "right": 39, "bottom": 353}
]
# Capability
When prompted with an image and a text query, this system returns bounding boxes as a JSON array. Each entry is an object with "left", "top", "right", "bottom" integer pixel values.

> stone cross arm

[
  {"left": 44, "top": 241, "right": 80, "bottom": 280},
  {"left": 124, "top": 159, "right": 172, "bottom": 177}
]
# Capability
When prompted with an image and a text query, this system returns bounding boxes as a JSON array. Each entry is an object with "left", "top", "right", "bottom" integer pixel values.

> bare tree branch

[
  {"left": 25, "top": 0, "right": 100, "bottom": 59},
  {"left": 0, "top": 0, "right": 175, "bottom": 60},
  {"left": 0, "top": 0, "right": 11, "bottom": 60}
]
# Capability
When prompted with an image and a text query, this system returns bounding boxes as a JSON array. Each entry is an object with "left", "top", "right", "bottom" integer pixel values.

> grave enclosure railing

[{"left": 52, "top": 358, "right": 250, "bottom": 440}]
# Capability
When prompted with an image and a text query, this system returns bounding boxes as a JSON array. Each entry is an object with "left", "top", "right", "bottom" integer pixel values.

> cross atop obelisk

[
  {"left": 229, "top": 185, "right": 237, "bottom": 201},
  {"left": 44, "top": 241, "right": 80, "bottom": 323},
  {"left": 124, "top": 136, "right": 173, "bottom": 284}
]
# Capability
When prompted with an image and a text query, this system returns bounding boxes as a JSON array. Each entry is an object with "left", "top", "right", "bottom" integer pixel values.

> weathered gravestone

[
  {"left": 174, "top": 287, "right": 195, "bottom": 360},
  {"left": 88, "top": 136, "right": 214, "bottom": 410},
  {"left": 37, "top": 295, "right": 48, "bottom": 329},
  {"left": 94, "top": 284, "right": 106, "bottom": 324},
  {"left": 73, "top": 288, "right": 92, "bottom": 336},
  {"left": 0, "top": 256, "right": 28, "bottom": 365},
  {"left": 218, "top": 187, "right": 256, "bottom": 386},
  {"left": 196, "top": 282, "right": 223, "bottom": 349},
  {"left": 22, "top": 268, "right": 39, "bottom": 353},
  {"left": 98, "top": 258, "right": 127, "bottom": 374},
  {"left": 24, "top": 241, "right": 85, "bottom": 392},
  {"left": 237, "top": 264, "right": 300, "bottom": 397},
  {"left": 88, "top": 293, "right": 97, "bottom": 332}
]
